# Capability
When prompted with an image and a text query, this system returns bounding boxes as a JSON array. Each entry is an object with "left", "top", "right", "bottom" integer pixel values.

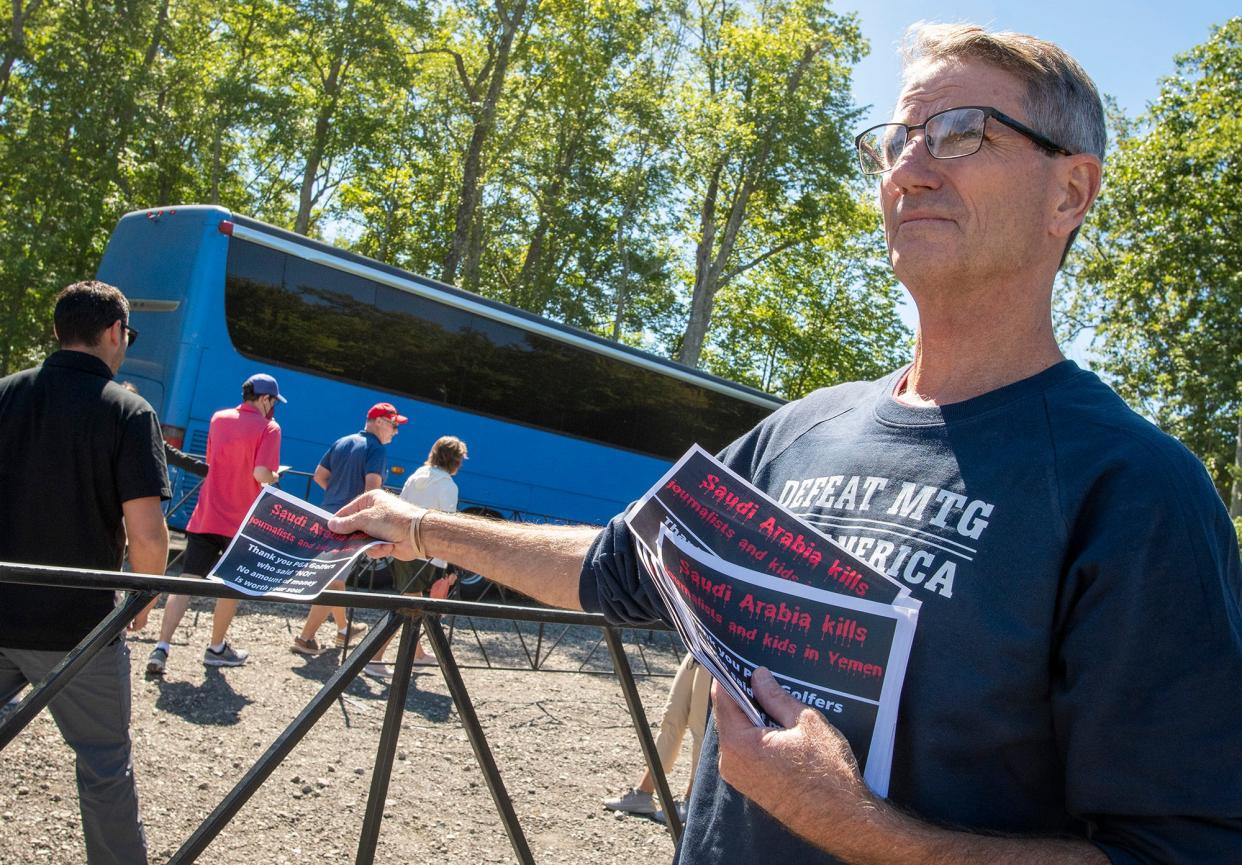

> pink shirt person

[{"left": 186, "top": 401, "right": 281, "bottom": 536}]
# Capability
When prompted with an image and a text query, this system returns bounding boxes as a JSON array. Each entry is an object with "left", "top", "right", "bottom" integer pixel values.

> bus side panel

[
  {"left": 103, "top": 206, "right": 231, "bottom": 427},
  {"left": 107, "top": 207, "right": 769, "bottom": 531},
  {"left": 166, "top": 218, "right": 233, "bottom": 433},
  {"left": 177, "top": 343, "right": 670, "bottom": 525},
  {"left": 103, "top": 207, "right": 234, "bottom": 529}
]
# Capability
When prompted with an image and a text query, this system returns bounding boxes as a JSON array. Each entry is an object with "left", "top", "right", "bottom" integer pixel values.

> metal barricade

[{"left": 0, "top": 563, "right": 685, "bottom": 862}]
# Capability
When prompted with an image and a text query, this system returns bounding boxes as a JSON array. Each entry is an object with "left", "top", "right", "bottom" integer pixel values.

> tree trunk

[
  {"left": 209, "top": 119, "right": 225, "bottom": 203},
  {"left": 376, "top": 178, "right": 400, "bottom": 262},
  {"left": 515, "top": 133, "right": 577, "bottom": 304},
  {"left": 610, "top": 198, "right": 634, "bottom": 340},
  {"left": 293, "top": 82, "right": 338, "bottom": 235},
  {"left": 461, "top": 211, "right": 485, "bottom": 292},
  {"left": 0, "top": 0, "right": 43, "bottom": 112},
  {"left": 677, "top": 163, "right": 722, "bottom": 366},
  {"left": 104, "top": 0, "right": 170, "bottom": 194},
  {"left": 75, "top": 0, "right": 169, "bottom": 276},
  {"left": 294, "top": 0, "right": 355, "bottom": 235},
  {"left": 294, "top": 53, "right": 345, "bottom": 235},
  {"left": 441, "top": 0, "right": 530, "bottom": 286},
  {"left": 209, "top": 0, "right": 262, "bottom": 204},
  {"left": 675, "top": 41, "right": 823, "bottom": 368}
]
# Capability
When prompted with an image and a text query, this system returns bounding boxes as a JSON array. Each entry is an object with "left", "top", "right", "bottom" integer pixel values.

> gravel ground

[{"left": 0, "top": 597, "right": 692, "bottom": 865}]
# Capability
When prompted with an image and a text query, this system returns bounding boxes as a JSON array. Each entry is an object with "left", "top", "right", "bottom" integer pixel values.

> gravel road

[{"left": 1, "top": 597, "right": 691, "bottom": 865}]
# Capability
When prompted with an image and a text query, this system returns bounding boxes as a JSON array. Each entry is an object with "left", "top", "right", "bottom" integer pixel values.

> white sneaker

[
  {"left": 146, "top": 647, "right": 168, "bottom": 675},
  {"left": 363, "top": 662, "right": 393, "bottom": 679},
  {"left": 602, "top": 788, "right": 656, "bottom": 815}
]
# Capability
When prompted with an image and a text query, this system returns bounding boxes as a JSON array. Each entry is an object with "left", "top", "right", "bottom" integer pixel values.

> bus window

[{"left": 223, "top": 236, "right": 771, "bottom": 459}]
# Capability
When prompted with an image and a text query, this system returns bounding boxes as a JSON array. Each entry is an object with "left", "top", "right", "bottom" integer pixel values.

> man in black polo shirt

[{"left": 0, "top": 280, "right": 169, "bottom": 865}]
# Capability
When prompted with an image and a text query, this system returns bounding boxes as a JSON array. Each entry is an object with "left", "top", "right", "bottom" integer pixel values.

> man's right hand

[
  {"left": 328, "top": 490, "right": 428, "bottom": 560},
  {"left": 334, "top": 491, "right": 596, "bottom": 612}
]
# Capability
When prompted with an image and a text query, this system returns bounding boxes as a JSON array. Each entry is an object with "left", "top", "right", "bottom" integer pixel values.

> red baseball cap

[{"left": 367, "top": 402, "right": 408, "bottom": 424}]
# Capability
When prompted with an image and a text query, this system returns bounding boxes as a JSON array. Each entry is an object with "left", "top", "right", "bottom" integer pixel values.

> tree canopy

[
  {"left": 1063, "top": 17, "right": 1242, "bottom": 511},
  {"left": 0, "top": 0, "right": 911, "bottom": 397}
]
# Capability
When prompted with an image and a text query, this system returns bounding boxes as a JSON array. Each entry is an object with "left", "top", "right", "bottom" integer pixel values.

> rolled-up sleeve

[{"left": 578, "top": 510, "right": 669, "bottom": 627}]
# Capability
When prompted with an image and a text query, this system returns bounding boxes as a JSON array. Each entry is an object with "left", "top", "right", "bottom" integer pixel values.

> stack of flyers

[{"left": 625, "top": 446, "right": 921, "bottom": 796}]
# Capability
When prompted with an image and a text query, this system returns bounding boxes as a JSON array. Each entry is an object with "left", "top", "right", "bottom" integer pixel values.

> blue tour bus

[{"left": 99, "top": 205, "right": 782, "bottom": 530}]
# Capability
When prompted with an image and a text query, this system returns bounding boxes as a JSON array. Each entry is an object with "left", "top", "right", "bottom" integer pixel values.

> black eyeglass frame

[
  {"left": 123, "top": 323, "right": 138, "bottom": 347},
  {"left": 854, "top": 105, "right": 1073, "bottom": 175}
]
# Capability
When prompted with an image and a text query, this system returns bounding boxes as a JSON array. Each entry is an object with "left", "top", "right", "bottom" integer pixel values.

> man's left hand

[
  {"left": 715, "top": 666, "right": 1113, "bottom": 864},
  {"left": 714, "top": 667, "right": 877, "bottom": 846}
]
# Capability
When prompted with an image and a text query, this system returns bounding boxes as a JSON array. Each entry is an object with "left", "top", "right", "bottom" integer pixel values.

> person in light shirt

[{"left": 365, "top": 435, "right": 467, "bottom": 678}]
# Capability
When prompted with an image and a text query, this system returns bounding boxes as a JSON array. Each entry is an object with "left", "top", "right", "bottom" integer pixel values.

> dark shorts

[
  {"left": 182, "top": 532, "right": 233, "bottom": 577},
  {"left": 390, "top": 559, "right": 444, "bottom": 596}
]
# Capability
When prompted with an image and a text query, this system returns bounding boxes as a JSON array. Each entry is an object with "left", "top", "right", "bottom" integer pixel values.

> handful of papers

[{"left": 625, "top": 446, "right": 921, "bottom": 796}]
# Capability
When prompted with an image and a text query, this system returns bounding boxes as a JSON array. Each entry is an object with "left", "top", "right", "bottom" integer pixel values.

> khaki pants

[{"left": 653, "top": 652, "right": 711, "bottom": 778}]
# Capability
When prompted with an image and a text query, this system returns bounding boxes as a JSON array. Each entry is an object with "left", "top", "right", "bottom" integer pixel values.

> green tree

[
  {"left": 0, "top": 0, "right": 908, "bottom": 405},
  {"left": 416, "top": 0, "right": 536, "bottom": 288},
  {"left": 199, "top": 0, "right": 290, "bottom": 208},
  {"left": 671, "top": 0, "right": 869, "bottom": 368},
  {"left": 704, "top": 197, "right": 908, "bottom": 397},
  {"left": 252, "top": 0, "right": 419, "bottom": 235},
  {"left": 1064, "top": 17, "right": 1242, "bottom": 512},
  {"left": 0, "top": 0, "right": 189, "bottom": 369},
  {"left": 0, "top": 0, "right": 46, "bottom": 112},
  {"left": 482, "top": 0, "right": 660, "bottom": 323}
]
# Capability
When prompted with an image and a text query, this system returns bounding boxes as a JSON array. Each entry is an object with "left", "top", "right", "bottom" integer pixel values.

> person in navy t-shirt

[{"left": 292, "top": 402, "right": 407, "bottom": 654}]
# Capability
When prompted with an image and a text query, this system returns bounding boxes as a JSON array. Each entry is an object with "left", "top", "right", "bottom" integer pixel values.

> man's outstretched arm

[
  {"left": 715, "top": 669, "right": 1109, "bottom": 865},
  {"left": 328, "top": 490, "right": 600, "bottom": 611}
]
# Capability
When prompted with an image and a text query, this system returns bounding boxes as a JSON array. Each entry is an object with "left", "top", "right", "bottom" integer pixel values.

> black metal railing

[{"left": 0, "top": 562, "right": 684, "bottom": 863}]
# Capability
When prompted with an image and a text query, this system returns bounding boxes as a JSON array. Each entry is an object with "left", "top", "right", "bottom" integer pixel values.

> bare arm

[
  {"left": 122, "top": 496, "right": 170, "bottom": 576},
  {"left": 364, "top": 473, "right": 383, "bottom": 492},
  {"left": 314, "top": 465, "right": 331, "bottom": 490},
  {"left": 714, "top": 669, "right": 1109, "bottom": 865},
  {"left": 328, "top": 490, "right": 599, "bottom": 611},
  {"left": 253, "top": 466, "right": 278, "bottom": 485}
]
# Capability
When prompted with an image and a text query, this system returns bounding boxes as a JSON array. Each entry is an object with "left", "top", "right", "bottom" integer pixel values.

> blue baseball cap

[{"left": 244, "top": 373, "right": 287, "bottom": 403}]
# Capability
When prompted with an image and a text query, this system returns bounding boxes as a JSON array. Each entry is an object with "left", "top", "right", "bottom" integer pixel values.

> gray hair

[{"left": 901, "top": 23, "right": 1106, "bottom": 160}]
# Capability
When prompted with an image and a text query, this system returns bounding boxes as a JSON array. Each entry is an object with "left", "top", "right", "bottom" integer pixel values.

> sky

[
  {"left": 834, "top": 1, "right": 1237, "bottom": 356},
  {"left": 841, "top": 1, "right": 1236, "bottom": 128}
]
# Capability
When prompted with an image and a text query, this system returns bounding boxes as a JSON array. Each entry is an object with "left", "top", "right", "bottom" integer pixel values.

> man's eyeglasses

[
  {"left": 379, "top": 417, "right": 399, "bottom": 432},
  {"left": 854, "top": 106, "right": 1072, "bottom": 176},
  {"left": 124, "top": 324, "right": 138, "bottom": 347}
]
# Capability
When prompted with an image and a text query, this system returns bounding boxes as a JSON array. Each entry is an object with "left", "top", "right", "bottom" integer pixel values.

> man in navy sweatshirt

[{"left": 326, "top": 23, "right": 1242, "bottom": 865}]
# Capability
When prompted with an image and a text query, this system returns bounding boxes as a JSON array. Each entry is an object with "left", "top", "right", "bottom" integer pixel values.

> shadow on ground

[
  {"left": 152, "top": 667, "right": 255, "bottom": 726},
  {"left": 287, "top": 647, "right": 455, "bottom": 723}
]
